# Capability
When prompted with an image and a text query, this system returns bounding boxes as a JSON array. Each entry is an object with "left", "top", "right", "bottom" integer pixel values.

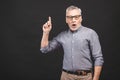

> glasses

[{"left": 66, "top": 15, "right": 81, "bottom": 20}]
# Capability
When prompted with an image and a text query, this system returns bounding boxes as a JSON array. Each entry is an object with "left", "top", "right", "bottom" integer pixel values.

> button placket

[{"left": 71, "top": 33, "right": 76, "bottom": 70}]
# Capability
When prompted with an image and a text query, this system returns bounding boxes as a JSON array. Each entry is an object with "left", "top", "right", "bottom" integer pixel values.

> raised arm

[{"left": 41, "top": 16, "right": 52, "bottom": 48}]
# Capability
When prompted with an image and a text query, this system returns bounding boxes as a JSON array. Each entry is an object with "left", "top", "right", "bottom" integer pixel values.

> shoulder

[
  {"left": 57, "top": 29, "right": 68, "bottom": 36},
  {"left": 54, "top": 29, "right": 68, "bottom": 39},
  {"left": 82, "top": 26, "right": 98, "bottom": 35}
]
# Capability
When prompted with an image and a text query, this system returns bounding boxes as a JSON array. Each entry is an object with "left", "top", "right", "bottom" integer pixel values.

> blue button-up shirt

[{"left": 40, "top": 26, "right": 104, "bottom": 71}]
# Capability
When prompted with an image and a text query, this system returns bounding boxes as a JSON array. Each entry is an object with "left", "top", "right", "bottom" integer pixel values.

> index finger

[{"left": 48, "top": 16, "right": 51, "bottom": 22}]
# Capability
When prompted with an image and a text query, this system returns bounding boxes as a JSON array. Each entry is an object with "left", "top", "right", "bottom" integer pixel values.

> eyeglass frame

[{"left": 66, "top": 15, "right": 81, "bottom": 20}]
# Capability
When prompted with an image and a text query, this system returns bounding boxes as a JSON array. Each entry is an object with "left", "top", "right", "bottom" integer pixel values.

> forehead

[{"left": 66, "top": 9, "right": 80, "bottom": 16}]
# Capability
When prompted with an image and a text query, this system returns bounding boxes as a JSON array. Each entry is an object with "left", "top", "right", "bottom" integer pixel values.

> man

[{"left": 40, "top": 5, "right": 104, "bottom": 80}]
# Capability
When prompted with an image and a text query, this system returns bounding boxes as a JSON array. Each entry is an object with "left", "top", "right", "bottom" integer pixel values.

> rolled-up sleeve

[
  {"left": 40, "top": 38, "right": 61, "bottom": 53},
  {"left": 90, "top": 30, "right": 104, "bottom": 66}
]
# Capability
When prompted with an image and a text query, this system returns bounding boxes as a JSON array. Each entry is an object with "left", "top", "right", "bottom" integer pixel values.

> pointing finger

[{"left": 48, "top": 16, "right": 51, "bottom": 22}]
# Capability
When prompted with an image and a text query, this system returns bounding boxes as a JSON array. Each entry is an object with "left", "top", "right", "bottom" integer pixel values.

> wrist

[
  {"left": 93, "top": 76, "right": 99, "bottom": 80},
  {"left": 43, "top": 31, "right": 50, "bottom": 35}
]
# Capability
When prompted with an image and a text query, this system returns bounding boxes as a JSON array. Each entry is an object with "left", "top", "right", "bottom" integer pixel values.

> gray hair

[{"left": 66, "top": 5, "right": 82, "bottom": 15}]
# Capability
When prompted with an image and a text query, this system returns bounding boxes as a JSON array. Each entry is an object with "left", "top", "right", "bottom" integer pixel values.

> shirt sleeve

[
  {"left": 90, "top": 30, "right": 104, "bottom": 66},
  {"left": 40, "top": 36, "right": 60, "bottom": 53}
]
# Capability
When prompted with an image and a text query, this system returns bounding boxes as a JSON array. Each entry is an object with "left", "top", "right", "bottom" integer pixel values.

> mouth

[
  {"left": 71, "top": 24, "right": 77, "bottom": 28},
  {"left": 72, "top": 24, "right": 76, "bottom": 26}
]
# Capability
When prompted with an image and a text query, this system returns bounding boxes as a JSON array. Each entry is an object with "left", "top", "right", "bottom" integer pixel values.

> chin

[{"left": 70, "top": 28, "right": 77, "bottom": 31}]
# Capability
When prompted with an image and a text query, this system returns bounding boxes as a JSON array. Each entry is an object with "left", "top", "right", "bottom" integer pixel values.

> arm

[
  {"left": 93, "top": 66, "right": 102, "bottom": 80},
  {"left": 40, "top": 17, "right": 61, "bottom": 53},
  {"left": 41, "top": 16, "right": 52, "bottom": 48},
  {"left": 90, "top": 30, "right": 104, "bottom": 80}
]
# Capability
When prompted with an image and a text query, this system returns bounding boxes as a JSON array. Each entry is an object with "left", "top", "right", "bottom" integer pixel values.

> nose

[{"left": 71, "top": 17, "right": 76, "bottom": 22}]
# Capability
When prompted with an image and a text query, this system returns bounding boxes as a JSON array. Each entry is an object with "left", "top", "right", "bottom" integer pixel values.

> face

[{"left": 66, "top": 9, "right": 82, "bottom": 31}]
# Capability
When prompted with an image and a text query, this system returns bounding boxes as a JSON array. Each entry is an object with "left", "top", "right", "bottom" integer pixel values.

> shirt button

[{"left": 72, "top": 55, "right": 74, "bottom": 58}]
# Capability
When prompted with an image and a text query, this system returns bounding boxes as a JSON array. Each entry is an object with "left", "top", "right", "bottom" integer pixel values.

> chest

[{"left": 60, "top": 32, "right": 90, "bottom": 49}]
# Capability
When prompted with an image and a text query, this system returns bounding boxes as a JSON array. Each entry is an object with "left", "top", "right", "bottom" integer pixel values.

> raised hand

[{"left": 42, "top": 16, "right": 52, "bottom": 33}]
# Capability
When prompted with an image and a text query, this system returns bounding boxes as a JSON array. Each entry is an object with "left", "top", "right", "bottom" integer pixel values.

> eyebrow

[{"left": 66, "top": 15, "right": 81, "bottom": 17}]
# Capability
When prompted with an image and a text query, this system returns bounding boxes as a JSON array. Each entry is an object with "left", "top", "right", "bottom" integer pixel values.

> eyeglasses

[{"left": 66, "top": 15, "right": 81, "bottom": 20}]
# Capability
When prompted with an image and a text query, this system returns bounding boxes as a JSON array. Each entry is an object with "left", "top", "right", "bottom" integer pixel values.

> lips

[
  {"left": 71, "top": 24, "right": 77, "bottom": 28},
  {"left": 72, "top": 24, "right": 76, "bottom": 26}
]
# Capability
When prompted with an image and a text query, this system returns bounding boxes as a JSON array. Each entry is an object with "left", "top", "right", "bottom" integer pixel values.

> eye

[{"left": 66, "top": 15, "right": 81, "bottom": 20}]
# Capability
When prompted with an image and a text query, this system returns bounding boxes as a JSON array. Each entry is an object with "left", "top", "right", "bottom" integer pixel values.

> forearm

[
  {"left": 40, "top": 16, "right": 52, "bottom": 48},
  {"left": 41, "top": 32, "right": 50, "bottom": 48},
  {"left": 93, "top": 66, "right": 102, "bottom": 80}
]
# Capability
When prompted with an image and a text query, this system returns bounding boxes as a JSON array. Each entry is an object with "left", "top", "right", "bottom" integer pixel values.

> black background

[{"left": 1, "top": 0, "right": 120, "bottom": 80}]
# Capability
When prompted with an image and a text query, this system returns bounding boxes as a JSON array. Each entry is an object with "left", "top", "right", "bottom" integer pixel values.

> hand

[{"left": 42, "top": 16, "right": 52, "bottom": 33}]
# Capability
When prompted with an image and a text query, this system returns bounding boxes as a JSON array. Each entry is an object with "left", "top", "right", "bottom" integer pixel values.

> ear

[
  {"left": 66, "top": 18, "right": 68, "bottom": 24},
  {"left": 80, "top": 16, "right": 83, "bottom": 22}
]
